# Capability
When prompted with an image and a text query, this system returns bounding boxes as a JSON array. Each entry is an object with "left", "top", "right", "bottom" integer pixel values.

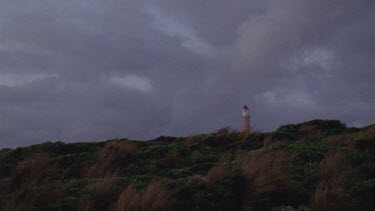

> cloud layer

[{"left": 1, "top": 0, "right": 374, "bottom": 148}]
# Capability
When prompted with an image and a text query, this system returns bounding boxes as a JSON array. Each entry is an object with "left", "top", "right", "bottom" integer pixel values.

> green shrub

[
  {"left": 353, "top": 179, "right": 375, "bottom": 210},
  {"left": 182, "top": 150, "right": 218, "bottom": 166},
  {"left": 274, "top": 124, "right": 299, "bottom": 140},
  {"left": 202, "top": 134, "right": 230, "bottom": 147},
  {"left": 240, "top": 133, "right": 265, "bottom": 150},
  {"left": 52, "top": 196, "right": 77, "bottom": 210},
  {"left": 354, "top": 179, "right": 375, "bottom": 192},
  {"left": 348, "top": 150, "right": 375, "bottom": 176},
  {"left": 116, "top": 174, "right": 153, "bottom": 188},
  {"left": 143, "top": 144, "right": 176, "bottom": 159},
  {"left": 54, "top": 152, "right": 98, "bottom": 168},
  {"left": 183, "top": 177, "right": 244, "bottom": 211},
  {"left": 308, "top": 120, "right": 346, "bottom": 134},
  {"left": 289, "top": 142, "right": 330, "bottom": 162},
  {"left": 277, "top": 124, "right": 299, "bottom": 132},
  {"left": 289, "top": 142, "right": 330, "bottom": 186}
]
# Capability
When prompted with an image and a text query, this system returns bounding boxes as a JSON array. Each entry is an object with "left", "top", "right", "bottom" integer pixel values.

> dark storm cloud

[{"left": 0, "top": 0, "right": 374, "bottom": 148}]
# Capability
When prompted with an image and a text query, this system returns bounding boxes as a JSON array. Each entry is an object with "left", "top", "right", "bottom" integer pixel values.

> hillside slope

[{"left": 0, "top": 120, "right": 374, "bottom": 210}]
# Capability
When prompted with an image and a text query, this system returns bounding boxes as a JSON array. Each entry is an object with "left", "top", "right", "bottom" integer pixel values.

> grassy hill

[{"left": 0, "top": 119, "right": 374, "bottom": 210}]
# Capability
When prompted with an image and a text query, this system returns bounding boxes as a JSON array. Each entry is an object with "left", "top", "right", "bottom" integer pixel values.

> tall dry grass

[
  {"left": 319, "top": 152, "right": 351, "bottom": 183},
  {"left": 206, "top": 154, "right": 232, "bottom": 187},
  {"left": 114, "top": 180, "right": 174, "bottom": 211},
  {"left": 325, "top": 134, "right": 355, "bottom": 148},
  {"left": 77, "top": 199, "right": 94, "bottom": 211},
  {"left": 12, "top": 154, "right": 51, "bottom": 188},
  {"left": 115, "top": 184, "right": 140, "bottom": 210},
  {"left": 236, "top": 151, "right": 290, "bottom": 198},
  {"left": 86, "top": 140, "right": 136, "bottom": 178},
  {"left": 207, "top": 150, "right": 291, "bottom": 199},
  {"left": 3, "top": 154, "right": 52, "bottom": 210},
  {"left": 77, "top": 175, "right": 117, "bottom": 211},
  {"left": 312, "top": 151, "right": 354, "bottom": 210},
  {"left": 183, "top": 135, "right": 200, "bottom": 146},
  {"left": 312, "top": 174, "right": 353, "bottom": 210},
  {"left": 1, "top": 188, "right": 37, "bottom": 211},
  {"left": 141, "top": 180, "right": 174, "bottom": 210}
]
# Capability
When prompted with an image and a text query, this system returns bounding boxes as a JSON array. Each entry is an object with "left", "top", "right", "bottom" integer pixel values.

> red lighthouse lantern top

[{"left": 243, "top": 105, "right": 248, "bottom": 110}]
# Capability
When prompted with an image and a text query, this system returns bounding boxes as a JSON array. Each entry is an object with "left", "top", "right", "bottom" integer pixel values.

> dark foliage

[{"left": 0, "top": 119, "right": 373, "bottom": 210}]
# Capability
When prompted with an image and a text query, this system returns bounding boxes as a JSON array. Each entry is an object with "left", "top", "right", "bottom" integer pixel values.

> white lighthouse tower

[{"left": 242, "top": 105, "right": 250, "bottom": 133}]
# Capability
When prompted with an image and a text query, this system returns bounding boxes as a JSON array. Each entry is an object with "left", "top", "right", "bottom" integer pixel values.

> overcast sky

[{"left": 1, "top": 0, "right": 374, "bottom": 148}]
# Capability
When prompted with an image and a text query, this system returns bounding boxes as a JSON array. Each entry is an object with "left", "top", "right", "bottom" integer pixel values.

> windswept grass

[
  {"left": 77, "top": 175, "right": 117, "bottom": 210},
  {"left": 319, "top": 152, "right": 351, "bottom": 183},
  {"left": 183, "top": 135, "right": 200, "bottom": 147},
  {"left": 2, "top": 154, "right": 53, "bottom": 210},
  {"left": 11, "top": 154, "right": 51, "bottom": 188},
  {"left": 235, "top": 150, "right": 291, "bottom": 200},
  {"left": 312, "top": 173, "right": 354, "bottom": 210},
  {"left": 115, "top": 183, "right": 139, "bottom": 210},
  {"left": 86, "top": 140, "right": 136, "bottom": 178},
  {"left": 206, "top": 155, "right": 232, "bottom": 187},
  {"left": 115, "top": 180, "right": 174, "bottom": 211},
  {"left": 207, "top": 150, "right": 292, "bottom": 207}
]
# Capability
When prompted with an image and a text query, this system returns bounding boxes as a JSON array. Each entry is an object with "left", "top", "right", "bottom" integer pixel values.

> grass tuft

[
  {"left": 115, "top": 180, "right": 174, "bottom": 211},
  {"left": 312, "top": 173, "right": 353, "bottom": 210},
  {"left": 85, "top": 140, "right": 136, "bottom": 178}
]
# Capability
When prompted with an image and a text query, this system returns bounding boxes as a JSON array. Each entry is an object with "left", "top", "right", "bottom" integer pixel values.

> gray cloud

[{"left": 0, "top": 0, "right": 374, "bottom": 148}]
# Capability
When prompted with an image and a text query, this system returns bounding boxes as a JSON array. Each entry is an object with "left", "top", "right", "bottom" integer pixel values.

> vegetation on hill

[{"left": 0, "top": 119, "right": 374, "bottom": 210}]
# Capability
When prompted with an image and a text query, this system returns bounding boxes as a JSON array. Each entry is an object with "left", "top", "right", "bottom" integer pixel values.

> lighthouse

[{"left": 242, "top": 105, "right": 250, "bottom": 132}]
